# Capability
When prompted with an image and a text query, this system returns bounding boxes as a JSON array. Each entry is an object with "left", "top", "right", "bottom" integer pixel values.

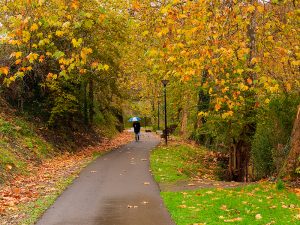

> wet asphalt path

[{"left": 36, "top": 133, "right": 175, "bottom": 225}]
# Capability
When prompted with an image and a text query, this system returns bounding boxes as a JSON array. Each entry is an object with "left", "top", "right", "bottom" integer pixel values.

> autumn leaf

[
  {"left": 132, "top": 1, "right": 141, "bottom": 11},
  {"left": 55, "top": 30, "right": 64, "bottom": 37},
  {"left": 26, "top": 53, "right": 39, "bottom": 63},
  {"left": 71, "top": 0, "right": 79, "bottom": 9},
  {"left": 255, "top": 214, "right": 262, "bottom": 220},
  {"left": 215, "top": 104, "right": 221, "bottom": 111},
  {"left": 30, "top": 23, "right": 39, "bottom": 32},
  {"left": 224, "top": 217, "right": 243, "bottom": 222},
  {"left": 247, "top": 78, "right": 253, "bottom": 85},
  {"left": 72, "top": 38, "right": 83, "bottom": 48},
  {"left": 15, "top": 52, "right": 22, "bottom": 59},
  {"left": 0, "top": 67, "right": 9, "bottom": 75},
  {"left": 6, "top": 164, "right": 13, "bottom": 170}
]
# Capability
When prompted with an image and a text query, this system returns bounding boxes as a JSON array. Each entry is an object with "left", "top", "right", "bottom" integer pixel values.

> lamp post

[
  {"left": 157, "top": 100, "right": 160, "bottom": 130},
  {"left": 161, "top": 79, "right": 169, "bottom": 145}
]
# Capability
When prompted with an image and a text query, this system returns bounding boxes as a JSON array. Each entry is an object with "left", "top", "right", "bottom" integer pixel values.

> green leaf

[{"left": 53, "top": 51, "right": 65, "bottom": 59}]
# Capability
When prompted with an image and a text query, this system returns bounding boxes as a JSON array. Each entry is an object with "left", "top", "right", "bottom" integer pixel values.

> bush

[
  {"left": 276, "top": 179, "right": 285, "bottom": 190},
  {"left": 251, "top": 95, "right": 300, "bottom": 179}
]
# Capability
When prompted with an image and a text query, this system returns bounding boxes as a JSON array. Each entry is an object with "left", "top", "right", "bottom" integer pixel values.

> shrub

[{"left": 251, "top": 95, "right": 300, "bottom": 179}]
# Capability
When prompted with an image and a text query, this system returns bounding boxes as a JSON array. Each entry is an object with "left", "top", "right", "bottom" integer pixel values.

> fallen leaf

[
  {"left": 265, "top": 222, "right": 275, "bottom": 225},
  {"left": 220, "top": 205, "right": 228, "bottom": 211},
  {"left": 12, "top": 188, "right": 21, "bottom": 195},
  {"left": 6, "top": 165, "right": 13, "bottom": 170},
  {"left": 255, "top": 214, "right": 262, "bottom": 220},
  {"left": 224, "top": 217, "right": 242, "bottom": 222}
]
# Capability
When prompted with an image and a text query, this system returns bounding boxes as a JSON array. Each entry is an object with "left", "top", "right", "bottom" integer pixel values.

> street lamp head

[{"left": 161, "top": 79, "right": 169, "bottom": 86}]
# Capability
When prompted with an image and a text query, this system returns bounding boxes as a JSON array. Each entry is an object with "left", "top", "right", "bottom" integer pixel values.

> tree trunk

[
  {"left": 88, "top": 78, "right": 94, "bottom": 126},
  {"left": 82, "top": 81, "right": 88, "bottom": 125},
  {"left": 180, "top": 105, "right": 188, "bottom": 136},
  {"left": 230, "top": 0, "right": 257, "bottom": 182},
  {"left": 231, "top": 140, "right": 251, "bottom": 182}
]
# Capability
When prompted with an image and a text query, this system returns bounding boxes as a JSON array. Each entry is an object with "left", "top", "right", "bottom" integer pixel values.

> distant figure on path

[{"left": 133, "top": 121, "right": 141, "bottom": 141}]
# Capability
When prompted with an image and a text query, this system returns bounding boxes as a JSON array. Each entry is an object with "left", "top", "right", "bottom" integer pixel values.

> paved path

[{"left": 37, "top": 133, "right": 175, "bottom": 225}]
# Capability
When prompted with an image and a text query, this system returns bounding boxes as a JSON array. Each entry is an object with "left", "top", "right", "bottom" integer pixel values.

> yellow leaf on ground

[
  {"left": 255, "top": 214, "right": 262, "bottom": 220},
  {"left": 224, "top": 217, "right": 242, "bottom": 222}
]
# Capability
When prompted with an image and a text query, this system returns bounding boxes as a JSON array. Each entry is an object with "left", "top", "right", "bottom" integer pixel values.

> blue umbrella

[{"left": 128, "top": 116, "right": 141, "bottom": 122}]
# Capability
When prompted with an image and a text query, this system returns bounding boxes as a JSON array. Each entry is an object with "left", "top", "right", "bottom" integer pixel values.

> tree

[{"left": 0, "top": 0, "right": 128, "bottom": 127}]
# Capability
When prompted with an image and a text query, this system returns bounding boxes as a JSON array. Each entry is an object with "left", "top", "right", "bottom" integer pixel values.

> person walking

[{"left": 133, "top": 121, "right": 141, "bottom": 141}]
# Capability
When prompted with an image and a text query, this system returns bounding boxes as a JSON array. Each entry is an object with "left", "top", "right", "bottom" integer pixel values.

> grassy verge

[
  {"left": 150, "top": 142, "right": 300, "bottom": 225},
  {"left": 162, "top": 184, "right": 300, "bottom": 225},
  {"left": 150, "top": 143, "right": 206, "bottom": 183}
]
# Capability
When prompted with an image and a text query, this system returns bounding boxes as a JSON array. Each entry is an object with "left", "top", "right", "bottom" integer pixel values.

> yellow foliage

[
  {"left": 72, "top": 38, "right": 83, "bottom": 48},
  {"left": 22, "top": 31, "right": 31, "bottom": 43},
  {"left": 55, "top": 30, "right": 64, "bottom": 37},
  {"left": 236, "top": 69, "right": 244, "bottom": 75},
  {"left": 222, "top": 111, "right": 234, "bottom": 119},
  {"left": 26, "top": 53, "right": 39, "bottom": 63},
  {"left": 30, "top": 23, "right": 39, "bottom": 32},
  {"left": 168, "top": 56, "right": 176, "bottom": 62},
  {"left": 15, "top": 52, "right": 22, "bottom": 59}
]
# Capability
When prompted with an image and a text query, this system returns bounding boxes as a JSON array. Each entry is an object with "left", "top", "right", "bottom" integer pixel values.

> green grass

[
  {"left": 150, "top": 143, "right": 300, "bottom": 225},
  {"left": 150, "top": 144, "right": 205, "bottom": 183},
  {"left": 0, "top": 118, "right": 16, "bottom": 136},
  {"left": 92, "top": 151, "right": 105, "bottom": 159},
  {"left": 162, "top": 184, "right": 300, "bottom": 225}
]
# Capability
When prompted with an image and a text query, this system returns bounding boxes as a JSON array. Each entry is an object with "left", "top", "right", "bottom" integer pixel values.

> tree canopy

[{"left": 0, "top": 0, "right": 299, "bottom": 180}]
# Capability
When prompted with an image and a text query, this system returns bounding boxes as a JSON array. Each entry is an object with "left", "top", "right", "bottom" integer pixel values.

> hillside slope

[
  {"left": 0, "top": 98, "right": 108, "bottom": 184},
  {"left": 0, "top": 99, "right": 56, "bottom": 183}
]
